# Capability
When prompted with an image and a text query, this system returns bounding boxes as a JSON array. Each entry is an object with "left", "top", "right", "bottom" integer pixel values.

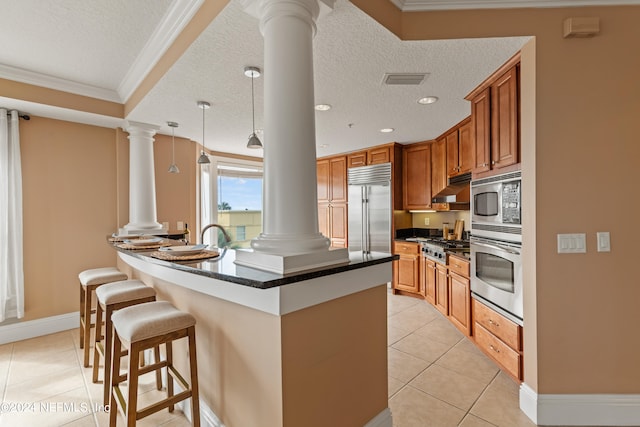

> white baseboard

[
  {"left": 0, "top": 311, "right": 78, "bottom": 345},
  {"left": 520, "top": 383, "right": 640, "bottom": 426},
  {"left": 365, "top": 408, "right": 393, "bottom": 427}
]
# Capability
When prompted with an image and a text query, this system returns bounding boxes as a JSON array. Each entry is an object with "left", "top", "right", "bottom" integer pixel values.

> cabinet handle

[
  {"left": 491, "top": 160, "right": 496, "bottom": 165},
  {"left": 489, "top": 345, "right": 500, "bottom": 353},
  {"left": 482, "top": 163, "right": 488, "bottom": 167},
  {"left": 488, "top": 319, "right": 500, "bottom": 327}
]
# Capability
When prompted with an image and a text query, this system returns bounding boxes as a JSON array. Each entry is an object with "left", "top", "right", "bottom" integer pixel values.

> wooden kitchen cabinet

[
  {"left": 421, "top": 257, "right": 437, "bottom": 305},
  {"left": 446, "top": 118, "right": 473, "bottom": 177},
  {"left": 347, "top": 145, "right": 392, "bottom": 168},
  {"left": 472, "top": 298, "right": 523, "bottom": 380},
  {"left": 317, "top": 156, "right": 347, "bottom": 248},
  {"left": 447, "top": 255, "right": 471, "bottom": 336},
  {"left": 466, "top": 53, "right": 520, "bottom": 177},
  {"left": 434, "top": 263, "right": 448, "bottom": 315},
  {"left": 431, "top": 138, "right": 447, "bottom": 198},
  {"left": 403, "top": 142, "right": 432, "bottom": 210},
  {"left": 393, "top": 241, "right": 421, "bottom": 295}
]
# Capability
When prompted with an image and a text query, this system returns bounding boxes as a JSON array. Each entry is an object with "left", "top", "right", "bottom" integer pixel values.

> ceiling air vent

[{"left": 383, "top": 72, "right": 428, "bottom": 85}]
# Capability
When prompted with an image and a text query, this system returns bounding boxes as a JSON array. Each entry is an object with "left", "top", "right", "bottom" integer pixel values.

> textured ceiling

[
  {"left": 127, "top": 0, "right": 528, "bottom": 157},
  {"left": 0, "top": 0, "right": 531, "bottom": 157}
]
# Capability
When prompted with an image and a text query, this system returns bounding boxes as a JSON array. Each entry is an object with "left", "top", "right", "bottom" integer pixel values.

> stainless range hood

[{"left": 432, "top": 172, "right": 472, "bottom": 206}]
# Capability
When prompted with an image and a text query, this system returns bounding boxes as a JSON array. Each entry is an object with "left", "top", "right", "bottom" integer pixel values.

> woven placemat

[
  {"left": 116, "top": 242, "right": 171, "bottom": 250},
  {"left": 109, "top": 235, "right": 143, "bottom": 243},
  {"left": 149, "top": 249, "right": 219, "bottom": 261}
]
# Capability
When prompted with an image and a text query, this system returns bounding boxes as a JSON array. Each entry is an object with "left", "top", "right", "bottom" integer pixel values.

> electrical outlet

[
  {"left": 424, "top": 218, "right": 430, "bottom": 226},
  {"left": 177, "top": 221, "right": 184, "bottom": 230}
]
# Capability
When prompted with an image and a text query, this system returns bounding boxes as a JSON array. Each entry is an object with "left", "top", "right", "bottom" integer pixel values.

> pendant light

[
  {"left": 167, "top": 121, "right": 180, "bottom": 173},
  {"left": 197, "top": 101, "right": 211, "bottom": 164},
  {"left": 244, "top": 66, "right": 263, "bottom": 149}
]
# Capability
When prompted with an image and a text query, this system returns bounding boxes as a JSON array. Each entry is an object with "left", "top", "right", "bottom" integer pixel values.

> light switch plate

[
  {"left": 596, "top": 232, "right": 611, "bottom": 252},
  {"left": 177, "top": 221, "right": 184, "bottom": 230},
  {"left": 424, "top": 218, "right": 430, "bottom": 225},
  {"left": 557, "top": 233, "right": 586, "bottom": 253}
]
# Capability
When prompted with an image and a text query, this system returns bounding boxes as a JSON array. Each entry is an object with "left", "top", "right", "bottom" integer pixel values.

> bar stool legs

[
  {"left": 78, "top": 267, "right": 128, "bottom": 367},
  {"left": 109, "top": 301, "right": 200, "bottom": 426},
  {"left": 91, "top": 279, "right": 160, "bottom": 406}
]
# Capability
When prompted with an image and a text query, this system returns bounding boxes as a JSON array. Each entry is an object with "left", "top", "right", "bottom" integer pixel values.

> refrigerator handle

[{"left": 364, "top": 186, "right": 370, "bottom": 254}]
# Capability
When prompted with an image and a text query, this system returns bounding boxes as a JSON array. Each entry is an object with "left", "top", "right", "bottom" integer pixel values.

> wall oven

[
  {"left": 471, "top": 170, "right": 521, "bottom": 243},
  {"left": 470, "top": 236, "right": 523, "bottom": 325}
]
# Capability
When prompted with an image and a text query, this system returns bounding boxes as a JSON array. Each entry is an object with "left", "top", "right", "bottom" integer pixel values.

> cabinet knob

[
  {"left": 488, "top": 319, "right": 500, "bottom": 327},
  {"left": 482, "top": 163, "right": 488, "bottom": 167},
  {"left": 491, "top": 160, "right": 496, "bottom": 165},
  {"left": 489, "top": 345, "right": 500, "bottom": 353}
]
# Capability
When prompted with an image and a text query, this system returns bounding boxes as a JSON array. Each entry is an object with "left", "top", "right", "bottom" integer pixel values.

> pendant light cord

[{"left": 251, "top": 73, "right": 256, "bottom": 134}]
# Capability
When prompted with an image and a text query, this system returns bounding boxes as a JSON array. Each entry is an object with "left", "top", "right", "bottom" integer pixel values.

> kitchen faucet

[{"left": 200, "top": 223, "right": 232, "bottom": 247}]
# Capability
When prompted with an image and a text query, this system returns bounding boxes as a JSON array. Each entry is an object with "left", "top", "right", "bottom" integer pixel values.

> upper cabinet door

[
  {"left": 368, "top": 146, "right": 391, "bottom": 165},
  {"left": 471, "top": 87, "right": 491, "bottom": 173},
  {"left": 347, "top": 151, "right": 367, "bottom": 168},
  {"left": 317, "top": 159, "right": 330, "bottom": 203},
  {"left": 432, "top": 138, "right": 447, "bottom": 197},
  {"left": 445, "top": 130, "right": 459, "bottom": 177},
  {"left": 457, "top": 121, "right": 474, "bottom": 175},
  {"left": 329, "top": 156, "right": 347, "bottom": 203},
  {"left": 491, "top": 66, "right": 519, "bottom": 169},
  {"left": 403, "top": 143, "right": 432, "bottom": 210}
]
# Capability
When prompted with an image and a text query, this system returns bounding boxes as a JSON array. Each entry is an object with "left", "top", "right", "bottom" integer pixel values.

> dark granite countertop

[{"left": 111, "top": 238, "right": 397, "bottom": 290}]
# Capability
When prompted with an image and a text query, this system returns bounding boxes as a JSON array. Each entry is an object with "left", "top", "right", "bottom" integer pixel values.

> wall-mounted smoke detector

[{"left": 383, "top": 72, "right": 429, "bottom": 85}]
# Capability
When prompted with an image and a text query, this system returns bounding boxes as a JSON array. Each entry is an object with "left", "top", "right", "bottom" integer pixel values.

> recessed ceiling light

[
  {"left": 418, "top": 96, "right": 439, "bottom": 105},
  {"left": 380, "top": 128, "right": 394, "bottom": 133},
  {"left": 315, "top": 104, "right": 332, "bottom": 111}
]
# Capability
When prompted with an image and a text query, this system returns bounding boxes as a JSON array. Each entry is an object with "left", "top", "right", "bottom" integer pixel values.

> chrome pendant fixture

[
  {"left": 244, "top": 66, "right": 263, "bottom": 149},
  {"left": 167, "top": 121, "right": 180, "bottom": 173},
  {"left": 197, "top": 100, "right": 211, "bottom": 164}
]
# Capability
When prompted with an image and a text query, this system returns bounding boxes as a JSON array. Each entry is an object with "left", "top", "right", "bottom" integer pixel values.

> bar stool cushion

[
  {"left": 79, "top": 267, "right": 128, "bottom": 287},
  {"left": 95, "top": 280, "right": 155, "bottom": 306},
  {"left": 112, "top": 301, "right": 196, "bottom": 344}
]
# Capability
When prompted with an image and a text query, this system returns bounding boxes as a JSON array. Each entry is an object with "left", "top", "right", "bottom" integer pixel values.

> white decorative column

[
  {"left": 236, "top": 0, "right": 348, "bottom": 274},
  {"left": 123, "top": 121, "right": 165, "bottom": 234}
]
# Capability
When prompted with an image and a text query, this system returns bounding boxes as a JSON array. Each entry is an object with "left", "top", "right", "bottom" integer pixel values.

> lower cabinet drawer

[
  {"left": 473, "top": 299, "right": 521, "bottom": 351},
  {"left": 474, "top": 323, "right": 522, "bottom": 380}
]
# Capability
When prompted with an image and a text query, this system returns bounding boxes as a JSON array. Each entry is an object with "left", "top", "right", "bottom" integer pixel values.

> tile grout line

[{"left": 71, "top": 329, "right": 101, "bottom": 426}]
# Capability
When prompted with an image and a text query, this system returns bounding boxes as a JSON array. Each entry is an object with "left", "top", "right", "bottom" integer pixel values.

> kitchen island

[{"left": 113, "top": 239, "right": 394, "bottom": 427}]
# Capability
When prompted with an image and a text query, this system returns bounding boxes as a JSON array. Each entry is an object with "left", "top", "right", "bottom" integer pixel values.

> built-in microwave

[{"left": 471, "top": 170, "right": 521, "bottom": 243}]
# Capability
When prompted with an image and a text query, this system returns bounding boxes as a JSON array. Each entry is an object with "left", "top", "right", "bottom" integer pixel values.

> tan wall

[
  {"left": 13, "top": 116, "right": 197, "bottom": 324},
  {"left": 19, "top": 117, "right": 119, "bottom": 321},
  {"left": 352, "top": 2, "right": 640, "bottom": 394}
]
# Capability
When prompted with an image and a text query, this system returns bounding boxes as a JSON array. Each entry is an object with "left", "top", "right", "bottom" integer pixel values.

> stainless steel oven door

[{"left": 470, "top": 236, "right": 523, "bottom": 325}]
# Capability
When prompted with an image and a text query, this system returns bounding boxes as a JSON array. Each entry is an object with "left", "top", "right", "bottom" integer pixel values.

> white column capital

[
  {"left": 124, "top": 121, "right": 161, "bottom": 138},
  {"left": 241, "top": 0, "right": 335, "bottom": 35}
]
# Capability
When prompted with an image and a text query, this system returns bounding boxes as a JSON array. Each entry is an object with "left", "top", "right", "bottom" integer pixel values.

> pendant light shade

[
  {"left": 244, "top": 66, "right": 263, "bottom": 149},
  {"left": 167, "top": 121, "right": 180, "bottom": 173},
  {"left": 197, "top": 101, "right": 211, "bottom": 164}
]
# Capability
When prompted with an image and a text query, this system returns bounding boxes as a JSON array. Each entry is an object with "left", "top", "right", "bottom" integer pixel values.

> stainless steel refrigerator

[{"left": 347, "top": 163, "right": 392, "bottom": 255}]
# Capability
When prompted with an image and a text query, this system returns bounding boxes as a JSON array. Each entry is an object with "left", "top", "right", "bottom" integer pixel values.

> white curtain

[{"left": 0, "top": 109, "right": 24, "bottom": 321}]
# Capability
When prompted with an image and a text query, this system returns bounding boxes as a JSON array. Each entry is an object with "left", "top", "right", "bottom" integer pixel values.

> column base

[
  {"left": 234, "top": 247, "right": 350, "bottom": 274},
  {"left": 122, "top": 222, "right": 166, "bottom": 235}
]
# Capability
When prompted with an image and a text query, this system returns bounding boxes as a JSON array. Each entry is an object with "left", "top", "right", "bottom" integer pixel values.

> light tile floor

[
  {"left": 388, "top": 290, "right": 536, "bottom": 427},
  {"left": 0, "top": 291, "right": 535, "bottom": 426}
]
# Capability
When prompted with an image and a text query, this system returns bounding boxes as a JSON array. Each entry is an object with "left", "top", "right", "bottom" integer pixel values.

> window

[{"left": 200, "top": 157, "right": 262, "bottom": 248}]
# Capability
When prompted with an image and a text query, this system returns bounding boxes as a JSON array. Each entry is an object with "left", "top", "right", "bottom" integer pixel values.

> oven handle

[{"left": 472, "top": 240, "right": 521, "bottom": 255}]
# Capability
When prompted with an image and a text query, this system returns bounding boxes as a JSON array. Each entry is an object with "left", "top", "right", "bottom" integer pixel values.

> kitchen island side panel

[
  {"left": 118, "top": 258, "right": 284, "bottom": 427},
  {"left": 281, "top": 284, "right": 388, "bottom": 427}
]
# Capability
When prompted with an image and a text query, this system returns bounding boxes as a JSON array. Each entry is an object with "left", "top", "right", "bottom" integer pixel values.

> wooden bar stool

[
  {"left": 78, "top": 267, "right": 128, "bottom": 367},
  {"left": 92, "top": 279, "right": 160, "bottom": 406},
  {"left": 110, "top": 301, "right": 200, "bottom": 427}
]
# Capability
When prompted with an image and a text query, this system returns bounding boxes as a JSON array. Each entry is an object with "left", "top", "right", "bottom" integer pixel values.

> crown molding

[
  {"left": 390, "top": 0, "right": 640, "bottom": 11},
  {"left": 117, "top": 0, "right": 204, "bottom": 102},
  {"left": 0, "top": 64, "right": 121, "bottom": 102}
]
